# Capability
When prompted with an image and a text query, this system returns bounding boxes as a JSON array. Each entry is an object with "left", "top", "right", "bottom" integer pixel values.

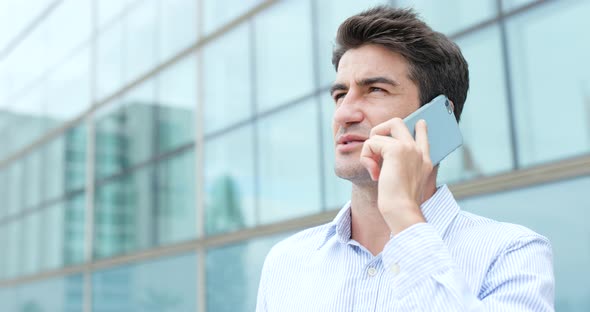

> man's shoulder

[
  {"left": 451, "top": 210, "right": 551, "bottom": 251},
  {"left": 264, "top": 222, "right": 333, "bottom": 265}
]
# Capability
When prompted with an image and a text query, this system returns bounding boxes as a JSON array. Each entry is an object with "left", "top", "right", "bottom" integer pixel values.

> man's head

[{"left": 330, "top": 6, "right": 469, "bottom": 183}]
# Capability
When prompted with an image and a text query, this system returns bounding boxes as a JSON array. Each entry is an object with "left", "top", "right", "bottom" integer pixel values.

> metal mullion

[
  {"left": 83, "top": 0, "right": 99, "bottom": 310},
  {"left": 309, "top": 0, "right": 327, "bottom": 212},
  {"left": 496, "top": 0, "right": 520, "bottom": 170},
  {"left": 196, "top": 0, "right": 206, "bottom": 310}
]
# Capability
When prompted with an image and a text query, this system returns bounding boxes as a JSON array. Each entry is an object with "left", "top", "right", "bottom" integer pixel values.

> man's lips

[{"left": 336, "top": 134, "right": 367, "bottom": 152}]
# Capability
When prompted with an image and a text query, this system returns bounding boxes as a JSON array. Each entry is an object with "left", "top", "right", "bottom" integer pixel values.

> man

[{"left": 256, "top": 6, "right": 554, "bottom": 311}]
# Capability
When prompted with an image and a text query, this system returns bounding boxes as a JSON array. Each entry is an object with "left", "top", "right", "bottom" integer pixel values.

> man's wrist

[{"left": 380, "top": 200, "right": 426, "bottom": 236}]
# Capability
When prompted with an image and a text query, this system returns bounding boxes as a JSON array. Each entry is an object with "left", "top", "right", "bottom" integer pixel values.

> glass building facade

[{"left": 0, "top": 0, "right": 588, "bottom": 311}]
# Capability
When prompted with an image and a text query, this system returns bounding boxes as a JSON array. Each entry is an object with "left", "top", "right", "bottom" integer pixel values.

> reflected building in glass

[{"left": 0, "top": 0, "right": 589, "bottom": 311}]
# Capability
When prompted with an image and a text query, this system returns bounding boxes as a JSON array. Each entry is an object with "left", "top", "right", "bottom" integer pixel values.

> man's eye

[
  {"left": 369, "top": 87, "right": 384, "bottom": 93},
  {"left": 333, "top": 93, "right": 346, "bottom": 101}
]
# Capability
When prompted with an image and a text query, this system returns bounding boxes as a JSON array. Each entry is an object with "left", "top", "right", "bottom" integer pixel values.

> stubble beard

[{"left": 334, "top": 154, "right": 373, "bottom": 185}]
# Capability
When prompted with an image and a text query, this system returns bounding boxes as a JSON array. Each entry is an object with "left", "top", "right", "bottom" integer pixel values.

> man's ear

[{"left": 449, "top": 100, "right": 455, "bottom": 113}]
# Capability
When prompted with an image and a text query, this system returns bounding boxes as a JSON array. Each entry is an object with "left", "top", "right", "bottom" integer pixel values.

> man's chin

[{"left": 334, "top": 165, "right": 372, "bottom": 183}]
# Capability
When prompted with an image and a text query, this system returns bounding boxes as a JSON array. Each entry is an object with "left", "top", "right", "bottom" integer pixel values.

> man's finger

[
  {"left": 415, "top": 119, "right": 431, "bottom": 162},
  {"left": 360, "top": 136, "right": 396, "bottom": 181},
  {"left": 370, "top": 118, "right": 414, "bottom": 142}
]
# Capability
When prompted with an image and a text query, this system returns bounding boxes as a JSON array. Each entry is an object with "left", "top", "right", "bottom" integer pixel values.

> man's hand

[{"left": 359, "top": 117, "right": 433, "bottom": 236}]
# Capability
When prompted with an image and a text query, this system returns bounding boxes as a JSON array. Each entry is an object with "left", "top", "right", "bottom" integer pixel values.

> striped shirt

[{"left": 256, "top": 185, "right": 554, "bottom": 311}]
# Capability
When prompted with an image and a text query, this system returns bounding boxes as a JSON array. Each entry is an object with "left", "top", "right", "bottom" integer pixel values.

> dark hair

[{"left": 332, "top": 6, "right": 469, "bottom": 121}]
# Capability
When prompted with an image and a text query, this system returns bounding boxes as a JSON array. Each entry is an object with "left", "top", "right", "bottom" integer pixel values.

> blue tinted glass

[
  {"left": 21, "top": 212, "right": 41, "bottom": 276},
  {"left": 23, "top": 149, "right": 43, "bottom": 210},
  {"left": 206, "top": 234, "right": 288, "bottom": 312},
  {"left": 320, "top": 93, "right": 351, "bottom": 210},
  {"left": 397, "top": 0, "right": 497, "bottom": 35},
  {"left": 7, "top": 162, "right": 23, "bottom": 216},
  {"left": 254, "top": 0, "right": 314, "bottom": 113},
  {"left": 46, "top": 46, "right": 91, "bottom": 127},
  {"left": 203, "top": 0, "right": 262, "bottom": 35},
  {"left": 502, "top": 0, "right": 536, "bottom": 12},
  {"left": 6, "top": 221, "right": 21, "bottom": 278},
  {"left": 10, "top": 274, "right": 83, "bottom": 311},
  {"left": 158, "top": 0, "right": 198, "bottom": 62},
  {"left": 95, "top": 80, "right": 156, "bottom": 179},
  {"left": 97, "top": 20, "right": 124, "bottom": 100},
  {"left": 42, "top": 193, "right": 86, "bottom": 270},
  {"left": 507, "top": 1, "right": 590, "bottom": 167},
  {"left": 204, "top": 125, "right": 256, "bottom": 235},
  {"left": 156, "top": 149, "right": 197, "bottom": 244},
  {"left": 257, "top": 99, "right": 321, "bottom": 224},
  {"left": 92, "top": 252, "right": 197, "bottom": 312},
  {"left": 459, "top": 177, "right": 590, "bottom": 311},
  {"left": 157, "top": 55, "right": 197, "bottom": 153},
  {"left": 438, "top": 25, "right": 513, "bottom": 184},
  {"left": 94, "top": 166, "right": 152, "bottom": 259},
  {"left": 124, "top": 0, "right": 157, "bottom": 83},
  {"left": 202, "top": 24, "right": 252, "bottom": 134}
]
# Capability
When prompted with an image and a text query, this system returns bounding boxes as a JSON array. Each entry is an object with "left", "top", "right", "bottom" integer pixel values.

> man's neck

[{"left": 349, "top": 174, "right": 437, "bottom": 256}]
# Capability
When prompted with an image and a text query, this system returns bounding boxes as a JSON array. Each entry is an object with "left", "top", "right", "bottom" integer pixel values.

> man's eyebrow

[
  {"left": 330, "top": 83, "right": 347, "bottom": 96},
  {"left": 358, "top": 76, "right": 399, "bottom": 87}
]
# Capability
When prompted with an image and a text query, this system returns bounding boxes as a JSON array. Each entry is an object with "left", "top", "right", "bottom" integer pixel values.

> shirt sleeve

[{"left": 381, "top": 223, "right": 555, "bottom": 311}]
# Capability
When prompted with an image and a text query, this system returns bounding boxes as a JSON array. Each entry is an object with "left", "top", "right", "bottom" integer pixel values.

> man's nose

[{"left": 333, "top": 94, "right": 364, "bottom": 126}]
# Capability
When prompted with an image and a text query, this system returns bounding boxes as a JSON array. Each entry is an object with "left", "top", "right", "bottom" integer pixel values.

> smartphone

[{"left": 403, "top": 94, "right": 462, "bottom": 166}]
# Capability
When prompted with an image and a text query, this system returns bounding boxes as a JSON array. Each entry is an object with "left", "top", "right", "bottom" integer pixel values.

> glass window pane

[
  {"left": 10, "top": 86, "right": 46, "bottom": 153},
  {"left": 0, "top": 287, "right": 15, "bottom": 311},
  {"left": 46, "top": 0, "right": 92, "bottom": 67},
  {"left": 257, "top": 99, "right": 321, "bottom": 223},
  {"left": 203, "top": 0, "right": 262, "bottom": 35},
  {"left": 46, "top": 46, "right": 91, "bottom": 127},
  {"left": 156, "top": 149, "right": 197, "bottom": 244},
  {"left": 43, "top": 201, "right": 65, "bottom": 270},
  {"left": 98, "top": 0, "right": 129, "bottom": 29},
  {"left": 158, "top": 0, "right": 198, "bottom": 62},
  {"left": 124, "top": 0, "right": 158, "bottom": 83},
  {"left": 23, "top": 150, "right": 43, "bottom": 210},
  {"left": 502, "top": 0, "right": 535, "bottom": 12},
  {"left": 7, "top": 162, "right": 23, "bottom": 216},
  {"left": 320, "top": 93, "right": 352, "bottom": 210},
  {"left": 508, "top": 1, "right": 590, "bottom": 167},
  {"left": 0, "top": 226, "right": 6, "bottom": 279},
  {"left": 95, "top": 80, "right": 156, "bottom": 179},
  {"left": 203, "top": 24, "right": 252, "bottom": 134},
  {"left": 459, "top": 177, "right": 590, "bottom": 312},
  {"left": 42, "top": 193, "right": 86, "bottom": 270},
  {"left": 0, "top": 170, "right": 6, "bottom": 219},
  {"left": 21, "top": 212, "right": 41, "bottom": 276},
  {"left": 94, "top": 166, "right": 153, "bottom": 259},
  {"left": 397, "top": 0, "right": 497, "bottom": 35},
  {"left": 45, "top": 125, "right": 87, "bottom": 202},
  {"left": 13, "top": 275, "right": 83, "bottom": 311},
  {"left": 97, "top": 20, "right": 124, "bottom": 100},
  {"left": 92, "top": 252, "right": 197, "bottom": 311},
  {"left": 206, "top": 234, "right": 288, "bottom": 312},
  {"left": 6, "top": 221, "right": 20, "bottom": 278},
  {"left": 315, "top": 0, "right": 387, "bottom": 87},
  {"left": 157, "top": 55, "right": 197, "bottom": 153},
  {"left": 254, "top": 0, "right": 314, "bottom": 113},
  {"left": 204, "top": 125, "right": 256, "bottom": 235},
  {"left": 439, "top": 25, "right": 513, "bottom": 184}
]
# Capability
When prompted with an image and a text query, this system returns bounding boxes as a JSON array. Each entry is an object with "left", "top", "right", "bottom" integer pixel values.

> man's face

[{"left": 330, "top": 44, "right": 421, "bottom": 183}]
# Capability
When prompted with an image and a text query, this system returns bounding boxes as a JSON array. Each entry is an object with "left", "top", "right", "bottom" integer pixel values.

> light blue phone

[{"left": 403, "top": 94, "right": 463, "bottom": 166}]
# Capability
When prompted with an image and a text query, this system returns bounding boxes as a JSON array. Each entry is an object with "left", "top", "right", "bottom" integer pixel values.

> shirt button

[
  {"left": 390, "top": 263, "right": 400, "bottom": 276},
  {"left": 367, "top": 267, "right": 377, "bottom": 276}
]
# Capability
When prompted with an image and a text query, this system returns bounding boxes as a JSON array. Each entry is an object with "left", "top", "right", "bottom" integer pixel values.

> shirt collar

[{"left": 317, "top": 184, "right": 460, "bottom": 250}]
